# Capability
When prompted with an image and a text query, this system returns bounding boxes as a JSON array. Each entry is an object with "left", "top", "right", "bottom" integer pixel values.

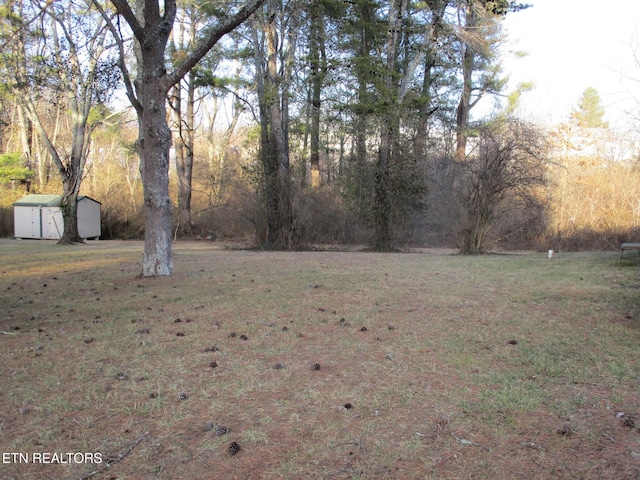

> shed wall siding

[{"left": 77, "top": 200, "right": 101, "bottom": 238}]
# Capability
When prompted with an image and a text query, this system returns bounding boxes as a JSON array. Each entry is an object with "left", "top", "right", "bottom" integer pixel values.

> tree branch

[
  {"left": 92, "top": 0, "right": 142, "bottom": 112},
  {"left": 109, "top": 0, "right": 144, "bottom": 41},
  {"left": 17, "top": 97, "right": 64, "bottom": 173},
  {"left": 164, "top": 0, "right": 265, "bottom": 92}
]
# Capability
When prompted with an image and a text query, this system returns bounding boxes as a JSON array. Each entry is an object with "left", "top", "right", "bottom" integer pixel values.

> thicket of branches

[{"left": 1, "top": 0, "right": 639, "bottom": 254}]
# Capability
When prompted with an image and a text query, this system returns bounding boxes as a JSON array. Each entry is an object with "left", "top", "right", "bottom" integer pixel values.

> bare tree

[
  {"left": 456, "top": 120, "right": 548, "bottom": 254},
  {"left": 168, "top": 7, "right": 197, "bottom": 237}
]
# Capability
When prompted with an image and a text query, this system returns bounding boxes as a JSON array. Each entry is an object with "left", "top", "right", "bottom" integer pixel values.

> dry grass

[{"left": 1, "top": 240, "right": 639, "bottom": 480}]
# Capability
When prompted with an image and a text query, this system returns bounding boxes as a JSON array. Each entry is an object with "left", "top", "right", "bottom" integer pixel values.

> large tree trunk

[
  {"left": 455, "top": 40, "right": 474, "bottom": 164},
  {"left": 374, "top": 122, "right": 394, "bottom": 251},
  {"left": 348, "top": 0, "right": 375, "bottom": 217},
  {"left": 184, "top": 70, "right": 195, "bottom": 226},
  {"left": 266, "top": 1, "right": 293, "bottom": 248},
  {"left": 414, "top": 1, "right": 446, "bottom": 163},
  {"left": 60, "top": 93, "right": 92, "bottom": 244},
  {"left": 170, "top": 12, "right": 196, "bottom": 237},
  {"left": 59, "top": 162, "right": 83, "bottom": 243},
  {"left": 60, "top": 177, "right": 81, "bottom": 243},
  {"left": 137, "top": 57, "right": 174, "bottom": 276}
]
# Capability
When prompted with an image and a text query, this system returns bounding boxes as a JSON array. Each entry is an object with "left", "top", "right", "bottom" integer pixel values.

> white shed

[{"left": 13, "top": 195, "right": 101, "bottom": 240}]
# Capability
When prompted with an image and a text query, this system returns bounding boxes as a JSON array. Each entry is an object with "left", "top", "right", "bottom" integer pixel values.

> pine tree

[{"left": 572, "top": 87, "right": 608, "bottom": 129}]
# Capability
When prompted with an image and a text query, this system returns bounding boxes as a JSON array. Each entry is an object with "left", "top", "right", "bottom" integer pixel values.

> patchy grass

[{"left": 1, "top": 240, "right": 639, "bottom": 479}]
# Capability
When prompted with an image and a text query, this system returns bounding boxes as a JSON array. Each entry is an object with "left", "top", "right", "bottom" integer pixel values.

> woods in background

[{"left": 1, "top": 0, "right": 639, "bottom": 255}]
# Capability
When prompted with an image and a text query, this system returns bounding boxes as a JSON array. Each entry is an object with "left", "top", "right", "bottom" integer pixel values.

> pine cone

[{"left": 228, "top": 441, "right": 240, "bottom": 456}]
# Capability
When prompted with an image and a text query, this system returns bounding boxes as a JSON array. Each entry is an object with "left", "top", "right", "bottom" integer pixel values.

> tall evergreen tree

[
  {"left": 572, "top": 87, "right": 608, "bottom": 128},
  {"left": 454, "top": 0, "right": 515, "bottom": 163},
  {"left": 250, "top": 0, "right": 299, "bottom": 249}
]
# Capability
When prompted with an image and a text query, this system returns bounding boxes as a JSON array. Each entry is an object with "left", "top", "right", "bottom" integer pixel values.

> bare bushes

[
  {"left": 452, "top": 120, "right": 549, "bottom": 254},
  {"left": 240, "top": 176, "right": 370, "bottom": 247},
  {"left": 178, "top": 153, "right": 369, "bottom": 245},
  {"left": 548, "top": 227, "right": 640, "bottom": 252},
  {"left": 294, "top": 186, "right": 369, "bottom": 245},
  {"left": 192, "top": 173, "right": 259, "bottom": 241},
  {"left": 82, "top": 148, "right": 145, "bottom": 239}
]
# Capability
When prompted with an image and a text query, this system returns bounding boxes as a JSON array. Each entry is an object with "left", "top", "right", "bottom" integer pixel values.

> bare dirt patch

[{"left": 1, "top": 240, "right": 639, "bottom": 479}]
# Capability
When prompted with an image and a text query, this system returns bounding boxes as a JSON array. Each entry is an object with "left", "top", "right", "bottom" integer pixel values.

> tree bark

[
  {"left": 374, "top": 122, "right": 394, "bottom": 251},
  {"left": 60, "top": 166, "right": 82, "bottom": 243},
  {"left": 266, "top": 1, "right": 293, "bottom": 248},
  {"left": 183, "top": 69, "right": 195, "bottom": 231},
  {"left": 138, "top": 73, "right": 175, "bottom": 276}
]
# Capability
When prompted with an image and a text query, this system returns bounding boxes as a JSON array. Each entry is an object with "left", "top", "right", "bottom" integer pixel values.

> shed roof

[{"left": 13, "top": 195, "right": 100, "bottom": 207}]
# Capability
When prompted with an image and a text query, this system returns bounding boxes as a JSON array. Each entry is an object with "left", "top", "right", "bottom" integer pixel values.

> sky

[{"left": 497, "top": 0, "right": 640, "bottom": 128}]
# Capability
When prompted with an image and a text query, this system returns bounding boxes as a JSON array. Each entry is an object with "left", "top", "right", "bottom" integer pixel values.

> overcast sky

[{"left": 496, "top": 0, "right": 640, "bottom": 128}]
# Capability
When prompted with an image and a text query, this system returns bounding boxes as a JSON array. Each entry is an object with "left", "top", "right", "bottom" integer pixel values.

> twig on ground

[
  {"left": 79, "top": 431, "right": 149, "bottom": 480},
  {"left": 451, "top": 432, "right": 489, "bottom": 451},
  {"left": 521, "top": 441, "right": 544, "bottom": 452},
  {"left": 601, "top": 433, "right": 616, "bottom": 443},
  {"left": 154, "top": 459, "right": 166, "bottom": 480},
  {"left": 531, "top": 456, "right": 548, "bottom": 469},
  {"left": 1, "top": 331, "right": 18, "bottom": 335}
]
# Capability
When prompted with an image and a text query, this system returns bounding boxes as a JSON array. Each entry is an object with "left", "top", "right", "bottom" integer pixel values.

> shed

[{"left": 13, "top": 195, "right": 101, "bottom": 240}]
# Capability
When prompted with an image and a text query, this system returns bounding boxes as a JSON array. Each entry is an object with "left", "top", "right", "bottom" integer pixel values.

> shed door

[
  {"left": 31, "top": 208, "right": 41, "bottom": 238},
  {"left": 44, "top": 208, "right": 63, "bottom": 239}
]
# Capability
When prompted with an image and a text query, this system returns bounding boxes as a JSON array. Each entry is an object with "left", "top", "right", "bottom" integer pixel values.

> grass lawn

[{"left": 1, "top": 239, "right": 639, "bottom": 479}]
